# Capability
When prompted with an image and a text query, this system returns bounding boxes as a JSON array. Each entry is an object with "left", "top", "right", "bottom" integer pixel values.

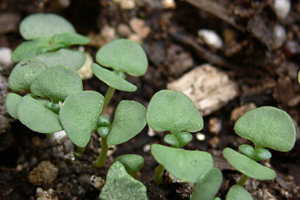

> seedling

[
  {"left": 115, "top": 154, "right": 144, "bottom": 179},
  {"left": 11, "top": 13, "right": 89, "bottom": 69},
  {"left": 223, "top": 106, "right": 296, "bottom": 199}
]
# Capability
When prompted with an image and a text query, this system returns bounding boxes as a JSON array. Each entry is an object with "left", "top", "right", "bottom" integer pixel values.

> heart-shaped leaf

[
  {"left": 59, "top": 91, "right": 104, "bottom": 147},
  {"left": 17, "top": 95, "right": 62, "bottom": 133},
  {"left": 5, "top": 93, "right": 22, "bottom": 119},
  {"left": 30, "top": 65, "right": 83, "bottom": 102},
  {"left": 234, "top": 106, "right": 296, "bottom": 152},
  {"left": 223, "top": 148, "right": 276, "bottom": 180},
  {"left": 20, "top": 13, "right": 75, "bottom": 40},
  {"left": 226, "top": 185, "right": 253, "bottom": 200},
  {"left": 96, "top": 39, "right": 148, "bottom": 76},
  {"left": 115, "top": 154, "right": 144, "bottom": 175},
  {"left": 107, "top": 100, "right": 146, "bottom": 145},
  {"left": 147, "top": 90, "right": 203, "bottom": 134},
  {"left": 99, "top": 161, "right": 147, "bottom": 200},
  {"left": 35, "top": 49, "right": 86, "bottom": 71},
  {"left": 11, "top": 37, "right": 52, "bottom": 62},
  {"left": 8, "top": 58, "right": 47, "bottom": 91},
  {"left": 176, "top": 132, "right": 193, "bottom": 147},
  {"left": 91, "top": 63, "right": 137, "bottom": 92},
  {"left": 164, "top": 134, "right": 179, "bottom": 147},
  {"left": 49, "top": 32, "right": 90, "bottom": 49},
  {"left": 190, "top": 168, "right": 223, "bottom": 200},
  {"left": 151, "top": 144, "right": 213, "bottom": 183}
]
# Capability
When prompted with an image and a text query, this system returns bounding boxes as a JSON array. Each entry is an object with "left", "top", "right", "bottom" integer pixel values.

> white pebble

[
  {"left": 273, "top": 0, "right": 291, "bottom": 19},
  {"left": 77, "top": 52, "right": 94, "bottom": 80},
  {"left": 0, "top": 47, "right": 13, "bottom": 66},
  {"left": 196, "top": 132, "right": 206, "bottom": 141},
  {"left": 53, "top": 130, "right": 67, "bottom": 140},
  {"left": 143, "top": 144, "right": 151, "bottom": 152},
  {"left": 162, "top": 0, "right": 176, "bottom": 9},
  {"left": 198, "top": 29, "right": 223, "bottom": 49},
  {"left": 273, "top": 24, "right": 286, "bottom": 45}
]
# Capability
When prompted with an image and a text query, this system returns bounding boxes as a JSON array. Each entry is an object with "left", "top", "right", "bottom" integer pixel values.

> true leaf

[
  {"left": 35, "top": 49, "right": 86, "bottom": 71},
  {"left": 226, "top": 185, "right": 253, "bottom": 200},
  {"left": 99, "top": 161, "right": 147, "bottom": 200},
  {"left": 190, "top": 168, "right": 223, "bottom": 200},
  {"left": 8, "top": 58, "right": 47, "bottom": 91},
  {"left": 234, "top": 106, "right": 296, "bottom": 152},
  {"left": 11, "top": 37, "right": 52, "bottom": 62},
  {"left": 176, "top": 132, "right": 193, "bottom": 147},
  {"left": 30, "top": 65, "right": 83, "bottom": 102},
  {"left": 115, "top": 154, "right": 144, "bottom": 175},
  {"left": 20, "top": 13, "right": 75, "bottom": 40},
  {"left": 147, "top": 90, "right": 203, "bottom": 134},
  {"left": 91, "top": 63, "right": 137, "bottom": 92},
  {"left": 49, "top": 32, "right": 90, "bottom": 49},
  {"left": 96, "top": 39, "right": 148, "bottom": 76},
  {"left": 253, "top": 148, "right": 272, "bottom": 161},
  {"left": 164, "top": 134, "right": 179, "bottom": 147},
  {"left": 17, "top": 95, "right": 62, "bottom": 133},
  {"left": 5, "top": 93, "right": 22, "bottom": 119},
  {"left": 151, "top": 144, "right": 213, "bottom": 183},
  {"left": 223, "top": 148, "right": 276, "bottom": 180},
  {"left": 239, "top": 144, "right": 255, "bottom": 158},
  {"left": 107, "top": 100, "right": 147, "bottom": 145},
  {"left": 59, "top": 91, "right": 104, "bottom": 147}
]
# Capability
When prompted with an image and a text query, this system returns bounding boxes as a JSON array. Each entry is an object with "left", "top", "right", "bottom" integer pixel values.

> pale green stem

[
  {"left": 154, "top": 164, "right": 165, "bottom": 185},
  {"left": 76, "top": 146, "right": 86, "bottom": 153},
  {"left": 102, "top": 87, "right": 115, "bottom": 112},
  {"left": 93, "top": 137, "right": 108, "bottom": 168},
  {"left": 237, "top": 174, "right": 249, "bottom": 186}
]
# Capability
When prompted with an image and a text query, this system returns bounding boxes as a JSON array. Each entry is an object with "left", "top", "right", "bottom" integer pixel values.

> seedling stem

[
  {"left": 93, "top": 137, "right": 108, "bottom": 168},
  {"left": 154, "top": 164, "right": 165, "bottom": 185}
]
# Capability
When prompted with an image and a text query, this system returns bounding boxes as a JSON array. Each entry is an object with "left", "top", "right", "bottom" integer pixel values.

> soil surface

[{"left": 0, "top": 0, "right": 300, "bottom": 199}]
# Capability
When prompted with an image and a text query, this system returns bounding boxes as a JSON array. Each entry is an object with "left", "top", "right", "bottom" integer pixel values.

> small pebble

[
  {"left": 208, "top": 117, "right": 222, "bottom": 134},
  {"left": 36, "top": 187, "right": 58, "bottom": 200},
  {"left": 28, "top": 161, "right": 59, "bottom": 185},
  {"left": 143, "top": 144, "right": 151, "bottom": 152},
  {"left": 198, "top": 29, "right": 223, "bottom": 49},
  {"left": 147, "top": 127, "right": 156, "bottom": 137},
  {"left": 0, "top": 47, "right": 13, "bottom": 66},
  {"left": 118, "top": 0, "right": 135, "bottom": 10},
  {"left": 196, "top": 132, "right": 206, "bottom": 141},
  {"left": 53, "top": 130, "right": 67, "bottom": 141},
  {"left": 128, "top": 33, "right": 142, "bottom": 44},
  {"left": 273, "top": 0, "right": 291, "bottom": 19},
  {"left": 77, "top": 52, "right": 93, "bottom": 80},
  {"left": 162, "top": 0, "right": 176, "bottom": 9},
  {"left": 101, "top": 25, "right": 115, "bottom": 42},
  {"left": 129, "top": 17, "right": 151, "bottom": 39},
  {"left": 117, "top": 24, "right": 132, "bottom": 37},
  {"left": 90, "top": 175, "right": 105, "bottom": 190}
]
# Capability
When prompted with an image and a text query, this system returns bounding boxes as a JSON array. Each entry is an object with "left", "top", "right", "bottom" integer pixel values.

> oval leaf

[
  {"left": 59, "top": 91, "right": 104, "bottom": 147},
  {"left": 147, "top": 90, "right": 203, "bottom": 134},
  {"left": 164, "top": 134, "right": 179, "bottom": 147},
  {"left": 50, "top": 33, "right": 90, "bottom": 49},
  {"left": 91, "top": 63, "right": 137, "bottom": 92},
  {"left": 226, "top": 185, "right": 253, "bottom": 200},
  {"left": 96, "top": 39, "right": 148, "bottom": 76},
  {"left": 30, "top": 65, "right": 83, "bottom": 102},
  {"left": 20, "top": 13, "right": 75, "bottom": 40},
  {"left": 239, "top": 144, "right": 255, "bottom": 158},
  {"left": 115, "top": 154, "right": 144, "bottom": 174},
  {"left": 234, "top": 106, "right": 296, "bottom": 152},
  {"left": 99, "top": 161, "right": 147, "bottom": 200},
  {"left": 151, "top": 144, "right": 213, "bottom": 183},
  {"left": 35, "top": 49, "right": 86, "bottom": 71},
  {"left": 17, "top": 95, "right": 62, "bottom": 133},
  {"left": 223, "top": 148, "right": 276, "bottom": 180},
  {"left": 107, "top": 100, "right": 146, "bottom": 145},
  {"left": 177, "top": 132, "right": 193, "bottom": 147},
  {"left": 6, "top": 93, "right": 22, "bottom": 119},
  {"left": 191, "top": 168, "right": 223, "bottom": 200},
  {"left": 9, "top": 58, "right": 47, "bottom": 91}
]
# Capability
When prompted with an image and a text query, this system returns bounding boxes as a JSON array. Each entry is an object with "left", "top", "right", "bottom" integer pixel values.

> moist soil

[{"left": 0, "top": 0, "right": 300, "bottom": 199}]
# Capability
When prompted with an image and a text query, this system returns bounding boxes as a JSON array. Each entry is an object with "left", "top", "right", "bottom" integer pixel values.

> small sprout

[
  {"left": 44, "top": 102, "right": 54, "bottom": 110},
  {"left": 151, "top": 144, "right": 213, "bottom": 183},
  {"left": 59, "top": 91, "right": 104, "bottom": 147},
  {"left": 239, "top": 144, "right": 255, "bottom": 158},
  {"left": 190, "top": 168, "right": 223, "bottom": 200},
  {"left": 107, "top": 100, "right": 147, "bottom": 145},
  {"left": 176, "top": 132, "right": 193, "bottom": 148},
  {"left": 50, "top": 103, "right": 60, "bottom": 113},
  {"left": 30, "top": 65, "right": 83, "bottom": 102},
  {"left": 115, "top": 154, "right": 144, "bottom": 179},
  {"left": 99, "top": 161, "right": 147, "bottom": 200},
  {"left": 164, "top": 134, "right": 179, "bottom": 147},
  {"left": 97, "top": 127, "right": 110, "bottom": 138},
  {"left": 97, "top": 115, "right": 111, "bottom": 128},
  {"left": 252, "top": 148, "right": 272, "bottom": 162},
  {"left": 8, "top": 58, "right": 47, "bottom": 91},
  {"left": 226, "top": 185, "right": 253, "bottom": 200}
]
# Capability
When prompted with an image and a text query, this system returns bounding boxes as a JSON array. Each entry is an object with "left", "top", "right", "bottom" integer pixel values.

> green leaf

[
  {"left": 176, "top": 132, "right": 193, "bottom": 147},
  {"left": 20, "top": 13, "right": 75, "bottom": 40},
  {"left": 147, "top": 90, "right": 203, "bottom": 134},
  {"left": 49, "top": 32, "right": 90, "bottom": 49},
  {"left": 151, "top": 144, "right": 213, "bottom": 183},
  {"left": 115, "top": 154, "right": 144, "bottom": 174},
  {"left": 191, "top": 168, "right": 223, "bottom": 200},
  {"left": 223, "top": 148, "right": 276, "bottom": 180},
  {"left": 164, "top": 134, "right": 179, "bottom": 147},
  {"left": 97, "top": 127, "right": 110, "bottom": 138},
  {"left": 6, "top": 93, "right": 22, "bottom": 119},
  {"left": 17, "top": 95, "right": 62, "bottom": 133},
  {"left": 107, "top": 100, "right": 147, "bottom": 145},
  {"left": 234, "top": 106, "right": 296, "bottom": 152},
  {"left": 99, "top": 161, "right": 147, "bottom": 200},
  {"left": 226, "top": 185, "right": 253, "bottom": 200},
  {"left": 252, "top": 148, "right": 272, "bottom": 161},
  {"left": 96, "top": 39, "right": 148, "bottom": 76},
  {"left": 8, "top": 58, "right": 47, "bottom": 91},
  {"left": 91, "top": 63, "right": 137, "bottom": 92},
  {"left": 11, "top": 37, "right": 52, "bottom": 62},
  {"left": 239, "top": 144, "right": 255, "bottom": 158},
  {"left": 35, "top": 49, "right": 86, "bottom": 71},
  {"left": 59, "top": 91, "right": 104, "bottom": 147},
  {"left": 30, "top": 65, "right": 83, "bottom": 102},
  {"left": 97, "top": 115, "right": 111, "bottom": 127},
  {"left": 298, "top": 71, "right": 300, "bottom": 84}
]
